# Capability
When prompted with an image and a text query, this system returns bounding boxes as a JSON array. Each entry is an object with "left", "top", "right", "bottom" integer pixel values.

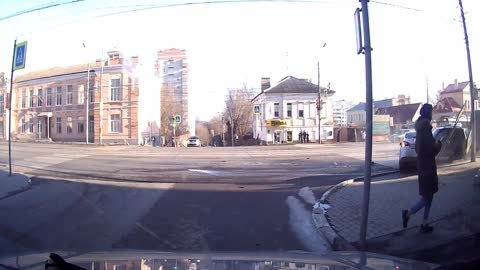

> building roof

[
  {"left": 252, "top": 75, "right": 335, "bottom": 102},
  {"left": 434, "top": 97, "right": 462, "bottom": 113},
  {"left": 441, "top": 81, "right": 469, "bottom": 93},
  {"left": 376, "top": 103, "right": 421, "bottom": 124},
  {"left": 14, "top": 64, "right": 92, "bottom": 83},
  {"left": 347, "top": 99, "right": 393, "bottom": 112}
]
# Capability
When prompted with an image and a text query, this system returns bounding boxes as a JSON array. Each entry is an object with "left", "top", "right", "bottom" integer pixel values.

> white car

[
  {"left": 187, "top": 136, "right": 201, "bottom": 147},
  {"left": 398, "top": 131, "right": 417, "bottom": 171}
]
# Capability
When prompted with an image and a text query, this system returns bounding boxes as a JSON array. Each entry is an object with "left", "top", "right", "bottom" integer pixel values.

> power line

[
  {"left": 370, "top": 0, "right": 421, "bottom": 12},
  {"left": 0, "top": 0, "right": 85, "bottom": 22}
]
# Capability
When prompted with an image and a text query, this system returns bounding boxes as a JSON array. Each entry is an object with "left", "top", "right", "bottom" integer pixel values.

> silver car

[
  {"left": 399, "top": 131, "right": 416, "bottom": 171},
  {"left": 187, "top": 136, "right": 201, "bottom": 147}
]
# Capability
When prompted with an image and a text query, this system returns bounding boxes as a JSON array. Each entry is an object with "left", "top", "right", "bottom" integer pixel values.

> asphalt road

[{"left": 0, "top": 142, "right": 399, "bottom": 256}]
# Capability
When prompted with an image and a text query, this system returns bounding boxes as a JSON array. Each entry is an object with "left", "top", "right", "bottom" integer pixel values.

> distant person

[
  {"left": 299, "top": 130, "right": 303, "bottom": 143},
  {"left": 302, "top": 131, "right": 307, "bottom": 144},
  {"left": 306, "top": 133, "right": 310, "bottom": 143},
  {"left": 402, "top": 104, "right": 442, "bottom": 234}
]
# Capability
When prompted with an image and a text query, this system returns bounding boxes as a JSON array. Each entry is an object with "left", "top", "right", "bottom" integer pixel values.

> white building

[
  {"left": 251, "top": 76, "right": 335, "bottom": 144},
  {"left": 333, "top": 99, "right": 354, "bottom": 127}
]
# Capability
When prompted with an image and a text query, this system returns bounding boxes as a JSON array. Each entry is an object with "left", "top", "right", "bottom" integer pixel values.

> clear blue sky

[{"left": 0, "top": 0, "right": 479, "bottom": 120}]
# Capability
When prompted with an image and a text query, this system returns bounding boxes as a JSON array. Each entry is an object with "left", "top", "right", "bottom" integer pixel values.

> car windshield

[{"left": 0, "top": 0, "right": 479, "bottom": 267}]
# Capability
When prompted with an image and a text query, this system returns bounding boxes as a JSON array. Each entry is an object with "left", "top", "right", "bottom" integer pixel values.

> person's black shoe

[
  {"left": 420, "top": 224, "right": 434, "bottom": 234},
  {"left": 402, "top": 210, "right": 409, "bottom": 228}
]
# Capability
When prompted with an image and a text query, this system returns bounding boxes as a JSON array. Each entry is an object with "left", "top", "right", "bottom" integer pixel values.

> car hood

[{"left": 0, "top": 250, "right": 438, "bottom": 270}]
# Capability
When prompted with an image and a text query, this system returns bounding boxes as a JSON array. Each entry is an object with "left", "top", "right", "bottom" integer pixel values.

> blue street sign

[
  {"left": 14, "top": 41, "right": 27, "bottom": 70},
  {"left": 175, "top": 115, "right": 181, "bottom": 123}
]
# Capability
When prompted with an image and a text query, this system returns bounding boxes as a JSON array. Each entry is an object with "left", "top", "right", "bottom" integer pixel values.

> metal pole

[
  {"left": 99, "top": 59, "right": 104, "bottom": 145},
  {"left": 318, "top": 61, "right": 321, "bottom": 144},
  {"left": 86, "top": 64, "right": 90, "bottom": 144},
  {"left": 8, "top": 39, "right": 16, "bottom": 176},
  {"left": 359, "top": 0, "right": 373, "bottom": 251},
  {"left": 230, "top": 115, "right": 234, "bottom": 147},
  {"left": 459, "top": 0, "right": 476, "bottom": 162}
]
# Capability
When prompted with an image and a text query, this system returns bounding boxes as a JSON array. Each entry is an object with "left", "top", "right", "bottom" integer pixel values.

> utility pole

[
  {"left": 358, "top": 0, "right": 374, "bottom": 251},
  {"left": 99, "top": 56, "right": 104, "bottom": 145},
  {"left": 317, "top": 61, "right": 322, "bottom": 144},
  {"left": 85, "top": 64, "right": 90, "bottom": 144},
  {"left": 459, "top": 0, "right": 476, "bottom": 162},
  {"left": 426, "top": 77, "right": 429, "bottom": 104},
  {"left": 8, "top": 39, "right": 16, "bottom": 176}
]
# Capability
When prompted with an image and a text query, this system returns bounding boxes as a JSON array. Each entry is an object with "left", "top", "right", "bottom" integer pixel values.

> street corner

[
  {"left": 311, "top": 178, "right": 357, "bottom": 251},
  {"left": 0, "top": 170, "right": 32, "bottom": 200}
]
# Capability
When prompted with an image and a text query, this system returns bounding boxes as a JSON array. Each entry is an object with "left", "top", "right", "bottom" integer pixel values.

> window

[
  {"left": 0, "top": 94, "right": 4, "bottom": 113},
  {"left": 78, "top": 118, "right": 84, "bottom": 133},
  {"left": 56, "top": 117, "right": 62, "bottom": 134},
  {"left": 46, "top": 88, "right": 52, "bottom": 106},
  {"left": 298, "top": 103, "right": 304, "bottom": 118},
  {"left": 38, "top": 119, "right": 42, "bottom": 135},
  {"left": 37, "top": 89, "right": 43, "bottom": 107},
  {"left": 287, "top": 103, "right": 292, "bottom": 117},
  {"left": 89, "top": 86, "right": 94, "bottom": 103},
  {"left": 29, "top": 89, "right": 35, "bottom": 107},
  {"left": 21, "top": 89, "right": 26, "bottom": 108},
  {"left": 274, "top": 103, "right": 279, "bottom": 117},
  {"left": 78, "top": 86, "right": 85, "bottom": 104},
  {"left": 110, "top": 114, "right": 121, "bottom": 133},
  {"left": 66, "top": 85, "right": 73, "bottom": 105},
  {"left": 67, "top": 117, "right": 73, "bottom": 134},
  {"left": 20, "top": 118, "right": 25, "bottom": 134},
  {"left": 56, "top": 86, "right": 62, "bottom": 105},
  {"left": 89, "top": 116, "right": 94, "bottom": 134},
  {"left": 28, "top": 119, "right": 34, "bottom": 134},
  {"left": 110, "top": 78, "right": 121, "bottom": 101}
]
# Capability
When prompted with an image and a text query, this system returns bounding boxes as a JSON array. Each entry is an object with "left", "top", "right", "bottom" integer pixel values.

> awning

[{"left": 38, "top": 112, "right": 53, "bottom": 117}]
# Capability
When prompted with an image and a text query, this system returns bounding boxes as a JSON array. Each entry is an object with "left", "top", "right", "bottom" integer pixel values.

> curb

[
  {"left": 311, "top": 170, "right": 398, "bottom": 251},
  {"left": 0, "top": 174, "right": 32, "bottom": 201}
]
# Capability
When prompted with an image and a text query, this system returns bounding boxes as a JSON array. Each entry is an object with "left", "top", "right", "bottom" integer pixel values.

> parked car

[
  {"left": 187, "top": 136, "right": 201, "bottom": 147},
  {"left": 398, "top": 131, "right": 417, "bottom": 171},
  {"left": 398, "top": 126, "right": 467, "bottom": 171}
]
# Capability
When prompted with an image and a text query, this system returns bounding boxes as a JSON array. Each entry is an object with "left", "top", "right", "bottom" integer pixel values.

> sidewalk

[
  {"left": 0, "top": 169, "right": 31, "bottom": 200},
  {"left": 313, "top": 160, "right": 480, "bottom": 263}
]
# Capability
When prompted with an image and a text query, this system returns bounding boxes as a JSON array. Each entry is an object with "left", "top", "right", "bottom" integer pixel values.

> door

[
  {"left": 274, "top": 131, "right": 281, "bottom": 144},
  {"left": 287, "top": 131, "right": 292, "bottom": 142}
]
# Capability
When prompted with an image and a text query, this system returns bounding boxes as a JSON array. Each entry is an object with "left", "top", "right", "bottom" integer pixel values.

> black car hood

[{"left": 0, "top": 250, "right": 438, "bottom": 270}]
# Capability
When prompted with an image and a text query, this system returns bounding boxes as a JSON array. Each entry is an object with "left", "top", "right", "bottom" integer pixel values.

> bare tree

[
  {"left": 160, "top": 95, "right": 183, "bottom": 140},
  {"left": 195, "top": 123, "right": 211, "bottom": 146},
  {"left": 224, "top": 86, "right": 255, "bottom": 145}
]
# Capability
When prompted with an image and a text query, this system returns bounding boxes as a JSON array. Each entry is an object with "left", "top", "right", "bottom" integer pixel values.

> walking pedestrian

[
  {"left": 402, "top": 104, "right": 442, "bottom": 233},
  {"left": 302, "top": 131, "right": 307, "bottom": 144},
  {"left": 299, "top": 130, "right": 303, "bottom": 144},
  {"left": 306, "top": 132, "right": 310, "bottom": 143}
]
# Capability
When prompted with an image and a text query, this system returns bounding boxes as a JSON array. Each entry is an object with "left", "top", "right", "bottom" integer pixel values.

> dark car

[{"left": 433, "top": 126, "right": 467, "bottom": 162}]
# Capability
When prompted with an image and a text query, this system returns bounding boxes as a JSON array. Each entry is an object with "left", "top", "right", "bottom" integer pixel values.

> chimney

[
  {"left": 107, "top": 50, "right": 123, "bottom": 66},
  {"left": 261, "top": 77, "right": 270, "bottom": 92},
  {"left": 131, "top": 56, "right": 139, "bottom": 64},
  {"left": 454, "top": 79, "right": 458, "bottom": 90}
]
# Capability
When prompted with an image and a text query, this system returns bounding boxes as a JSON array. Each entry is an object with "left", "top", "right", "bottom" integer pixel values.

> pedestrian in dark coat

[
  {"left": 402, "top": 104, "right": 442, "bottom": 233},
  {"left": 306, "top": 133, "right": 310, "bottom": 143},
  {"left": 299, "top": 130, "right": 303, "bottom": 143},
  {"left": 302, "top": 131, "right": 307, "bottom": 143}
]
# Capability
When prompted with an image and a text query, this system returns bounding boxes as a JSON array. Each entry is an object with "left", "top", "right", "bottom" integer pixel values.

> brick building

[{"left": 3, "top": 50, "right": 141, "bottom": 144}]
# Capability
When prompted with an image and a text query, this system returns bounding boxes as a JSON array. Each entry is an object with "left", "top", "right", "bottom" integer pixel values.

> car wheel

[{"left": 399, "top": 161, "right": 406, "bottom": 172}]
